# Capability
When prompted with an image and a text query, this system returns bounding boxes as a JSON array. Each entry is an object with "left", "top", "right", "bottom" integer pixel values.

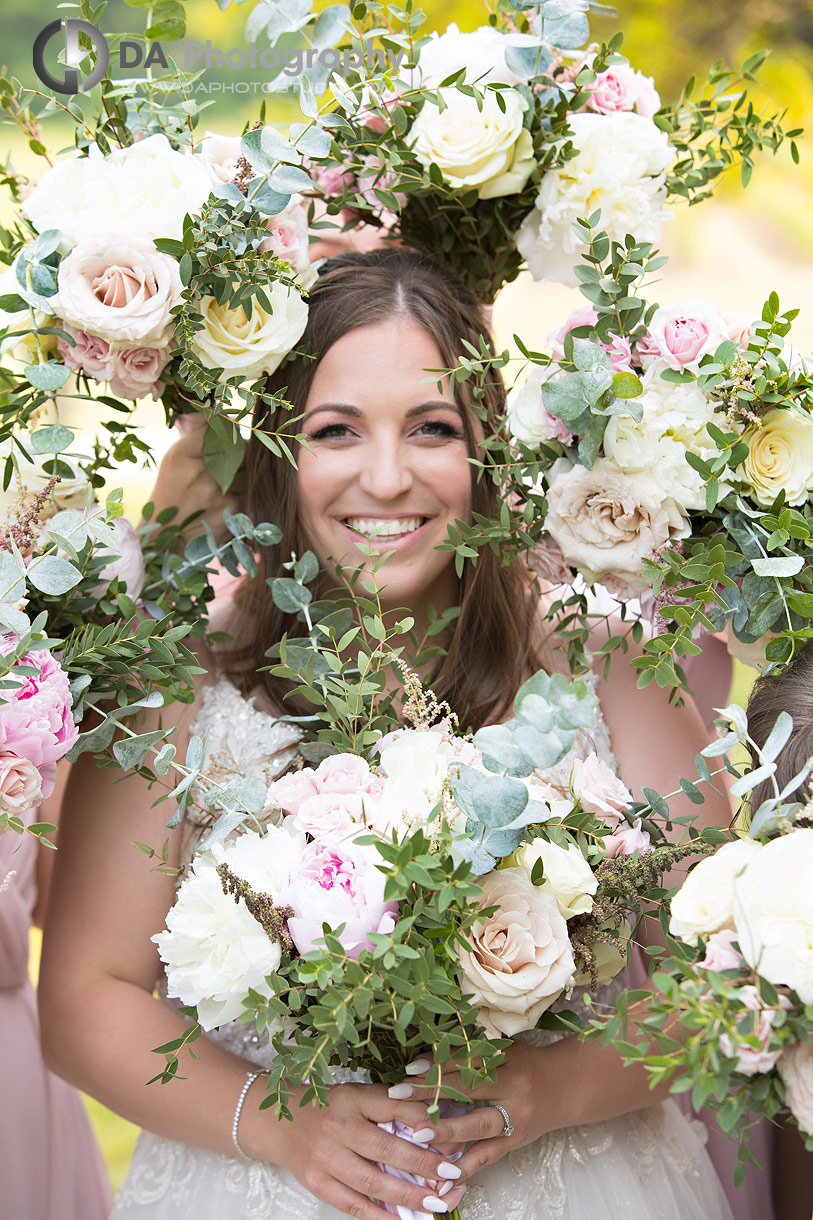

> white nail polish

[
  {"left": 405, "top": 1057, "right": 432, "bottom": 1075},
  {"left": 438, "top": 1180, "right": 454, "bottom": 1197},
  {"left": 421, "top": 1199, "right": 448, "bottom": 1214},
  {"left": 388, "top": 1083, "right": 414, "bottom": 1100},
  {"left": 437, "top": 1162, "right": 461, "bottom": 1180},
  {"left": 412, "top": 1127, "right": 435, "bottom": 1142}
]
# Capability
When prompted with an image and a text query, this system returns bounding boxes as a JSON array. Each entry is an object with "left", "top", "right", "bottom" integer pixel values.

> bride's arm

[{"left": 38, "top": 699, "right": 464, "bottom": 1219}]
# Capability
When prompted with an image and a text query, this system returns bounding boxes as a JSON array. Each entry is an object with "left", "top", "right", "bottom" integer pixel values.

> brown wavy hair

[
  {"left": 223, "top": 248, "right": 549, "bottom": 730},
  {"left": 745, "top": 642, "right": 813, "bottom": 812}
]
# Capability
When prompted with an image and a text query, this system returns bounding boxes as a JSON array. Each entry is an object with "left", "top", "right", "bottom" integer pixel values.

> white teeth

[{"left": 345, "top": 517, "right": 424, "bottom": 538}]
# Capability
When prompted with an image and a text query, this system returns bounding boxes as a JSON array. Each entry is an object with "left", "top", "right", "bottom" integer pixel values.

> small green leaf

[
  {"left": 30, "top": 424, "right": 75, "bottom": 454},
  {"left": 24, "top": 362, "right": 71, "bottom": 392}
]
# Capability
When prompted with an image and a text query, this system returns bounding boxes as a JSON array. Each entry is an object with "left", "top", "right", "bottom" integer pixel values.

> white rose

[
  {"left": 544, "top": 456, "right": 689, "bottom": 592},
  {"left": 22, "top": 134, "right": 213, "bottom": 245},
  {"left": 192, "top": 282, "right": 308, "bottom": 382},
  {"left": 603, "top": 362, "right": 729, "bottom": 512},
  {"left": 668, "top": 838, "right": 761, "bottom": 944},
  {"left": 197, "top": 132, "right": 243, "bottom": 186},
  {"left": 409, "top": 87, "right": 535, "bottom": 199},
  {"left": 506, "top": 365, "right": 573, "bottom": 446},
  {"left": 152, "top": 825, "right": 306, "bottom": 1031},
  {"left": 733, "top": 829, "right": 813, "bottom": 1004},
  {"left": 55, "top": 238, "right": 182, "bottom": 349},
  {"left": 516, "top": 112, "right": 673, "bottom": 285},
  {"left": 739, "top": 408, "right": 813, "bottom": 508},
  {"left": 407, "top": 23, "right": 541, "bottom": 90},
  {"left": 516, "top": 837, "right": 597, "bottom": 919}
]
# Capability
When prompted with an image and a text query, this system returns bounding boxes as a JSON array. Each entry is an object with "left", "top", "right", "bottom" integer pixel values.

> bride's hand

[{"left": 246, "top": 1079, "right": 467, "bottom": 1219}]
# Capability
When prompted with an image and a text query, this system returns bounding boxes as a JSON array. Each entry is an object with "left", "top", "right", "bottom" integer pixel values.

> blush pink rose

[
  {"left": 779, "top": 1038, "right": 813, "bottom": 1136},
  {"left": 314, "top": 753, "right": 375, "bottom": 795},
  {"left": 356, "top": 88, "right": 402, "bottom": 133},
  {"left": 292, "top": 790, "right": 367, "bottom": 840},
  {"left": 604, "top": 333, "right": 633, "bottom": 372},
  {"left": 265, "top": 768, "right": 320, "bottom": 816},
  {"left": 308, "top": 162, "right": 356, "bottom": 198},
  {"left": 570, "top": 752, "right": 632, "bottom": 827},
  {"left": 638, "top": 303, "right": 727, "bottom": 372},
  {"left": 57, "top": 324, "right": 113, "bottom": 380},
  {"left": 719, "top": 985, "right": 789, "bottom": 1077},
  {"left": 258, "top": 197, "right": 313, "bottom": 286},
  {"left": 0, "top": 752, "right": 43, "bottom": 816},
  {"left": 549, "top": 306, "right": 632, "bottom": 373},
  {"left": 603, "top": 818, "right": 651, "bottom": 858},
  {"left": 0, "top": 644, "right": 77, "bottom": 778},
  {"left": 282, "top": 840, "right": 397, "bottom": 958},
  {"left": 699, "top": 929, "right": 744, "bottom": 973},
  {"left": 197, "top": 133, "right": 243, "bottom": 186},
  {"left": 455, "top": 867, "right": 575, "bottom": 1038},
  {"left": 107, "top": 346, "right": 169, "bottom": 400},
  {"left": 527, "top": 534, "right": 573, "bottom": 586},
  {"left": 586, "top": 64, "right": 660, "bottom": 119}
]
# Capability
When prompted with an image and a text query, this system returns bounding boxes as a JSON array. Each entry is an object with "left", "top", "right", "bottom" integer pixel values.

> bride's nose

[{"left": 357, "top": 440, "right": 415, "bottom": 500}]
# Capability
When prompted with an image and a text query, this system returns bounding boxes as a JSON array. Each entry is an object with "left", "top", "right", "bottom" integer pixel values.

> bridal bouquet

[
  {"left": 301, "top": 0, "right": 789, "bottom": 299},
  {"left": 600, "top": 705, "right": 813, "bottom": 1165}
]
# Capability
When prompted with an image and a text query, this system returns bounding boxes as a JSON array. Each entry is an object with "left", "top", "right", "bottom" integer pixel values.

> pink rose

[
  {"left": 603, "top": 818, "right": 651, "bottom": 858},
  {"left": 638, "top": 303, "right": 727, "bottom": 372},
  {"left": 604, "top": 333, "right": 633, "bottom": 372},
  {"left": 719, "top": 985, "right": 789, "bottom": 1077},
  {"left": 570, "top": 752, "right": 632, "bottom": 827},
  {"left": 586, "top": 64, "right": 660, "bottom": 119},
  {"left": 0, "top": 752, "right": 43, "bottom": 816},
  {"left": 314, "top": 753, "right": 375, "bottom": 796},
  {"left": 779, "top": 1038, "right": 813, "bottom": 1136},
  {"left": 356, "top": 88, "right": 403, "bottom": 133},
  {"left": 283, "top": 839, "right": 397, "bottom": 958},
  {"left": 265, "top": 768, "right": 320, "bottom": 816},
  {"left": 291, "top": 790, "right": 366, "bottom": 840},
  {"left": 57, "top": 324, "right": 113, "bottom": 380},
  {"left": 699, "top": 929, "right": 744, "bottom": 973},
  {"left": 107, "top": 346, "right": 169, "bottom": 400},
  {"left": 455, "top": 868, "right": 575, "bottom": 1038},
  {"left": 721, "top": 311, "right": 754, "bottom": 349},
  {"left": 258, "top": 197, "right": 315, "bottom": 287},
  {"left": 548, "top": 306, "right": 632, "bottom": 373},
  {"left": 0, "top": 644, "right": 77, "bottom": 777},
  {"left": 307, "top": 162, "right": 356, "bottom": 198},
  {"left": 527, "top": 535, "right": 573, "bottom": 587},
  {"left": 95, "top": 516, "right": 146, "bottom": 599}
]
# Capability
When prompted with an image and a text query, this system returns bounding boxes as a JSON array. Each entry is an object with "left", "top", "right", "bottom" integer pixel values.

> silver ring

[{"left": 488, "top": 1102, "right": 514, "bottom": 1138}]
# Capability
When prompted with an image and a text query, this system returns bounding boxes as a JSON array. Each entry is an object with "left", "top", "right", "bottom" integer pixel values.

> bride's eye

[
  {"left": 415, "top": 419, "right": 464, "bottom": 440},
  {"left": 309, "top": 422, "right": 353, "bottom": 441}
]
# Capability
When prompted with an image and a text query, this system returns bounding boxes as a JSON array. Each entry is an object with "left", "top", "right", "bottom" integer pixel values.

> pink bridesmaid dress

[{"left": 0, "top": 816, "right": 112, "bottom": 1220}]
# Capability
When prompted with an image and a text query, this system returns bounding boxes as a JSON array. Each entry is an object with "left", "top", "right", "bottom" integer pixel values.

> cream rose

[
  {"left": 778, "top": 1039, "right": 813, "bottom": 1136},
  {"left": 409, "top": 87, "right": 535, "bottom": 199},
  {"left": 516, "top": 838, "right": 597, "bottom": 919},
  {"left": 570, "top": 752, "right": 632, "bottom": 827},
  {"left": 197, "top": 132, "right": 243, "bottom": 186},
  {"left": 55, "top": 238, "right": 182, "bottom": 350},
  {"left": 544, "top": 457, "right": 689, "bottom": 593},
  {"left": 733, "top": 829, "right": 813, "bottom": 1004},
  {"left": 0, "top": 754, "right": 43, "bottom": 817},
  {"left": 455, "top": 867, "right": 575, "bottom": 1037},
  {"left": 506, "top": 365, "right": 573, "bottom": 447},
  {"left": 192, "top": 282, "right": 308, "bottom": 381},
  {"left": 739, "top": 408, "right": 813, "bottom": 508},
  {"left": 669, "top": 838, "right": 761, "bottom": 944},
  {"left": 22, "top": 134, "right": 213, "bottom": 245}
]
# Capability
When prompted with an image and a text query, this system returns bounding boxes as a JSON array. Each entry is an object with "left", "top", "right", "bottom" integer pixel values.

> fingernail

[
  {"left": 406, "top": 1057, "right": 432, "bottom": 1075},
  {"left": 388, "top": 1083, "right": 414, "bottom": 1100},
  {"left": 412, "top": 1127, "right": 435, "bottom": 1142},
  {"left": 437, "top": 1162, "right": 461, "bottom": 1180},
  {"left": 438, "top": 1181, "right": 454, "bottom": 1197},
  {"left": 421, "top": 1199, "right": 447, "bottom": 1214}
]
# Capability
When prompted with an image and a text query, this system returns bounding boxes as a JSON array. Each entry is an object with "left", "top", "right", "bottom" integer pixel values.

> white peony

[
  {"left": 516, "top": 112, "right": 673, "bottom": 285},
  {"left": 778, "top": 1038, "right": 813, "bottom": 1136},
  {"left": 407, "top": 23, "right": 541, "bottom": 90},
  {"left": 603, "top": 362, "right": 729, "bottom": 512},
  {"left": 516, "top": 837, "right": 597, "bottom": 919},
  {"left": 370, "top": 730, "right": 471, "bottom": 838},
  {"left": 409, "top": 87, "right": 535, "bottom": 200},
  {"left": 733, "top": 829, "right": 813, "bottom": 1004},
  {"left": 22, "top": 134, "right": 213, "bottom": 245},
  {"left": 192, "top": 282, "right": 308, "bottom": 382},
  {"left": 55, "top": 238, "right": 182, "bottom": 349},
  {"left": 669, "top": 838, "right": 761, "bottom": 944},
  {"left": 152, "top": 825, "right": 306, "bottom": 1031}
]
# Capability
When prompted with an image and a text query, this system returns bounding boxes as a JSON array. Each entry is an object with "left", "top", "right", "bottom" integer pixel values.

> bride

[{"left": 39, "top": 249, "right": 735, "bottom": 1220}]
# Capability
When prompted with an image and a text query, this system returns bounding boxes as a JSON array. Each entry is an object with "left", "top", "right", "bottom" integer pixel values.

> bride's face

[{"left": 296, "top": 317, "right": 473, "bottom": 614}]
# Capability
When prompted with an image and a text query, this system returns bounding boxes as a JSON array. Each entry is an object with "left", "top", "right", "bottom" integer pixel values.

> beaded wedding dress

[{"left": 112, "top": 675, "right": 734, "bottom": 1220}]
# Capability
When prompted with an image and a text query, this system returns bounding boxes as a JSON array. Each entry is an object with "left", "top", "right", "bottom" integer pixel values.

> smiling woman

[{"left": 226, "top": 248, "right": 550, "bottom": 731}]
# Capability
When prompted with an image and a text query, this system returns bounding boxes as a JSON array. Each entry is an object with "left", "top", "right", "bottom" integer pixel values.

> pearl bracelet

[{"left": 231, "top": 1069, "right": 268, "bottom": 1162}]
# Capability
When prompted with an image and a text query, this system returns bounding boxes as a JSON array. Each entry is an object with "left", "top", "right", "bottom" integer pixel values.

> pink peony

[
  {"left": 107, "top": 346, "right": 169, "bottom": 400},
  {"left": 638, "top": 303, "right": 727, "bottom": 372},
  {"left": 0, "top": 644, "right": 77, "bottom": 780},
  {"left": 282, "top": 839, "right": 397, "bottom": 958},
  {"left": 586, "top": 64, "right": 660, "bottom": 120},
  {"left": 719, "top": 985, "right": 789, "bottom": 1077},
  {"left": 57, "top": 324, "right": 113, "bottom": 380},
  {"left": 604, "top": 333, "right": 633, "bottom": 372},
  {"left": 265, "top": 768, "right": 320, "bottom": 815},
  {"left": 570, "top": 752, "right": 632, "bottom": 827},
  {"left": 314, "top": 753, "right": 375, "bottom": 796},
  {"left": 0, "top": 752, "right": 43, "bottom": 816},
  {"left": 699, "top": 929, "right": 744, "bottom": 973},
  {"left": 291, "top": 790, "right": 366, "bottom": 840},
  {"left": 779, "top": 1038, "right": 813, "bottom": 1136},
  {"left": 603, "top": 818, "right": 651, "bottom": 858}
]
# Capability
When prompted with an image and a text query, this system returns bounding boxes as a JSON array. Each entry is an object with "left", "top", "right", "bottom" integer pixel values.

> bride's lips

[{"left": 338, "top": 515, "right": 436, "bottom": 553}]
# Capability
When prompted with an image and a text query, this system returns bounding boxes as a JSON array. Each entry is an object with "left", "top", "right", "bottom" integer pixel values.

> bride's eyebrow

[{"left": 304, "top": 401, "right": 462, "bottom": 422}]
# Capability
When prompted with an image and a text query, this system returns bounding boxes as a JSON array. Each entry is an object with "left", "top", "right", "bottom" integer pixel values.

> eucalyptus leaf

[
  {"left": 202, "top": 420, "right": 246, "bottom": 494},
  {"left": 113, "top": 730, "right": 170, "bottom": 770},
  {"left": 730, "top": 762, "right": 776, "bottom": 799},
  {"left": 30, "top": 424, "right": 75, "bottom": 454},
  {"left": 750, "top": 555, "right": 804, "bottom": 578},
  {"left": 24, "top": 362, "right": 71, "bottom": 392},
  {"left": 759, "top": 712, "right": 793, "bottom": 764},
  {"left": 26, "top": 554, "right": 82, "bottom": 595}
]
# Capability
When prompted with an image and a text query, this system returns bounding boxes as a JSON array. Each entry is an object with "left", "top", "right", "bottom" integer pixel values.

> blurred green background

[{"left": 8, "top": 0, "right": 812, "bottom": 1195}]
